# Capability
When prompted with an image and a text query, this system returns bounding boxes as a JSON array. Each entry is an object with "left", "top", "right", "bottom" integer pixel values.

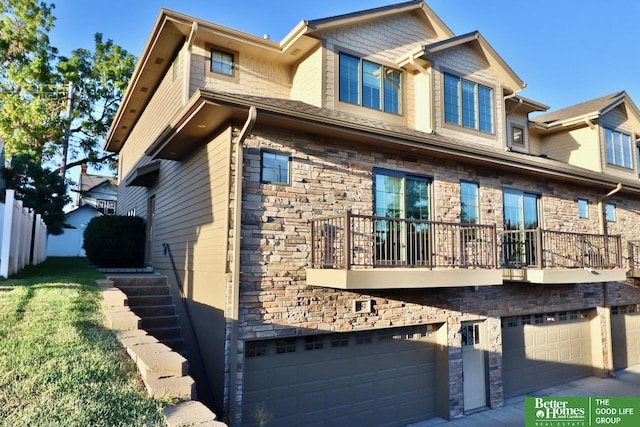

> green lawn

[{"left": 0, "top": 257, "right": 166, "bottom": 427}]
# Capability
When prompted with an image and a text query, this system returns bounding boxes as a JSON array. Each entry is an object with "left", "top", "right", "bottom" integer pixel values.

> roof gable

[
  {"left": 532, "top": 91, "right": 640, "bottom": 132},
  {"left": 306, "top": 1, "right": 454, "bottom": 40}
]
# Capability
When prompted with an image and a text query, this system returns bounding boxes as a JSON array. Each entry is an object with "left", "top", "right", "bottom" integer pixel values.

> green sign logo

[{"left": 526, "top": 397, "right": 640, "bottom": 426}]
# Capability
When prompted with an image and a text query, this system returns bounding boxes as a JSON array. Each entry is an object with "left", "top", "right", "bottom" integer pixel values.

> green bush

[{"left": 83, "top": 215, "right": 145, "bottom": 268}]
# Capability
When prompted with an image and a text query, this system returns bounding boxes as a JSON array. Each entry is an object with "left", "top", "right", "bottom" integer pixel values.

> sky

[{"left": 48, "top": 0, "right": 640, "bottom": 113}]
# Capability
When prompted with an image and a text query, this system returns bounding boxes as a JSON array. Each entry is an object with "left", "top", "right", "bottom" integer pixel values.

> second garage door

[
  {"left": 502, "top": 310, "right": 593, "bottom": 398},
  {"left": 612, "top": 304, "right": 640, "bottom": 369},
  {"left": 243, "top": 324, "right": 442, "bottom": 427}
]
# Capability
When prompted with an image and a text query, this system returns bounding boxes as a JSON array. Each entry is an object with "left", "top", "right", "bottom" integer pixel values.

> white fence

[{"left": 0, "top": 189, "right": 48, "bottom": 278}]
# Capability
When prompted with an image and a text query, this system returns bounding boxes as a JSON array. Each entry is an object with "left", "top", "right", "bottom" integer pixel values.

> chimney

[{"left": 81, "top": 163, "right": 88, "bottom": 175}]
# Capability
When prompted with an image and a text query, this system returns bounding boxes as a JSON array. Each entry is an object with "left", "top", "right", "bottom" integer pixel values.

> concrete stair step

[
  {"left": 143, "top": 375, "right": 196, "bottom": 400},
  {"left": 135, "top": 346, "right": 188, "bottom": 381},
  {"left": 162, "top": 337, "right": 185, "bottom": 353},
  {"left": 117, "top": 285, "right": 170, "bottom": 296},
  {"left": 133, "top": 304, "right": 177, "bottom": 317},
  {"left": 108, "top": 274, "right": 167, "bottom": 287},
  {"left": 127, "top": 294, "right": 173, "bottom": 307},
  {"left": 142, "top": 315, "right": 179, "bottom": 330},
  {"left": 147, "top": 325, "right": 182, "bottom": 340}
]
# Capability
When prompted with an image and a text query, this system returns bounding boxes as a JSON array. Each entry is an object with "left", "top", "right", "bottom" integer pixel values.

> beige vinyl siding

[
  {"left": 150, "top": 128, "right": 232, "bottom": 411},
  {"left": 119, "top": 52, "right": 186, "bottom": 181},
  {"left": 541, "top": 127, "right": 600, "bottom": 172},
  {"left": 193, "top": 42, "right": 290, "bottom": 98},
  {"left": 290, "top": 46, "right": 323, "bottom": 107}
]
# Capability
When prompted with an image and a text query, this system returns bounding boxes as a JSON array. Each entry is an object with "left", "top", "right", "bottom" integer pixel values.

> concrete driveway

[{"left": 409, "top": 365, "right": 640, "bottom": 427}]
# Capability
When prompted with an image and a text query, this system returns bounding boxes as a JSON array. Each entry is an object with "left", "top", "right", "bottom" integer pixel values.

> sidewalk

[{"left": 409, "top": 365, "right": 640, "bottom": 427}]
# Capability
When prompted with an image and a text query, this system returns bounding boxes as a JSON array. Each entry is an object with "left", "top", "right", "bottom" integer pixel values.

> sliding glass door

[{"left": 374, "top": 171, "right": 430, "bottom": 265}]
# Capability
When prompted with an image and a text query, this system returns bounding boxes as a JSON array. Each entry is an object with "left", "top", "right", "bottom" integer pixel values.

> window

[
  {"left": 245, "top": 341, "right": 267, "bottom": 358},
  {"left": 304, "top": 336, "right": 323, "bottom": 351},
  {"left": 637, "top": 140, "right": 640, "bottom": 174},
  {"left": 211, "top": 48, "right": 234, "bottom": 76},
  {"left": 578, "top": 198, "right": 589, "bottom": 219},
  {"left": 512, "top": 126, "right": 524, "bottom": 146},
  {"left": 261, "top": 151, "right": 290, "bottom": 184},
  {"left": 276, "top": 338, "right": 296, "bottom": 354},
  {"left": 444, "top": 73, "right": 493, "bottom": 133},
  {"left": 605, "top": 128, "right": 632, "bottom": 169},
  {"left": 606, "top": 203, "right": 616, "bottom": 222},
  {"left": 331, "top": 336, "right": 349, "bottom": 348},
  {"left": 97, "top": 200, "right": 116, "bottom": 215},
  {"left": 339, "top": 52, "right": 402, "bottom": 114},
  {"left": 460, "top": 181, "right": 479, "bottom": 224}
]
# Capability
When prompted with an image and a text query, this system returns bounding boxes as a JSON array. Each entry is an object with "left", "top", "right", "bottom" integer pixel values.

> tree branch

[{"left": 50, "top": 152, "right": 117, "bottom": 175}]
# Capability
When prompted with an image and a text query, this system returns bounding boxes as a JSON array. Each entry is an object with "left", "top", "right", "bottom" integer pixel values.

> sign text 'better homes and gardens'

[{"left": 526, "top": 397, "right": 640, "bottom": 426}]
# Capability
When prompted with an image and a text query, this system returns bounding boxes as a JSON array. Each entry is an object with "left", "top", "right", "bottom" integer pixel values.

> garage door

[
  {"left": 502, "top": 310, "right": 593, "bottom": 398},
  {"left": 612, "top": 304, "right": 640, "bottom": 369},
  {"left": 243, "top": 324, "right": 440, "bottom": 427}
]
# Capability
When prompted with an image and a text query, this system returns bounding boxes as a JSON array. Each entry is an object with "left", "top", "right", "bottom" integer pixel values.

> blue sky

[{"left": 49, "top": 0, "right": 639, "bottom": 118}]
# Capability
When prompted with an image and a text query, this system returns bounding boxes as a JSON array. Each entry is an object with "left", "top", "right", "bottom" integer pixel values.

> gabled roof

[
  {"left": 306, "top": 0, "right": 454, "bottom": 40},
  {"left": 105, "top": 1, "right": 460, "bottom": 153},
  {"left": 81, "top": 174, "right": 117, "bottom": 194},
  {"left": 418, "top": 31, "right": 525, "bottom": 92},
  {"left": 145, "top": 89, "right": 640, "bottom": 194},
  {"left": 532, "top": 91, "right": 640, "bottom": 131}
]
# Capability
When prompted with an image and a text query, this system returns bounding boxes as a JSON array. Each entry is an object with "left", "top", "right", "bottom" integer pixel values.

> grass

[{"left": 0, "top": 257, "right": 166, "bottom": 427}]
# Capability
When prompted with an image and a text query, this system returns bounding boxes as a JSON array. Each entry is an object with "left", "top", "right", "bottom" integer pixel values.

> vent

[
  {"left": 290, "top": 48, "right": 302, "bottom": 56},
  {"left": 140, "top": 87, "right": 149, "bottom": 93},
  {"left": 353, "top": 299, "right": 372, "bottom": 314},
  {"left": 154, "top": 57, "right": 164, "bottom": 65}
]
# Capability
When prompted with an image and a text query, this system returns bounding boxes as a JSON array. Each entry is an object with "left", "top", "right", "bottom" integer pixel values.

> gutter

[{"left": 228, "top": 106, "right": 257, "bottom": 423}]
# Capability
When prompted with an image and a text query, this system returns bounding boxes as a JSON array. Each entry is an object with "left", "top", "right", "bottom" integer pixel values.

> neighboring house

[
  {"left": 76, "top": 163, "right": 118, "bottom": 214},
  {"left": 104, "top": 2, "right": 640, "bottom": 425},
  {"left": 46, "top": 204, "right": 102, "bottom": 257}
]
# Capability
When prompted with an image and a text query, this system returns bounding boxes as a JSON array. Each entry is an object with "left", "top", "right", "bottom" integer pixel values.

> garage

[
  {"left": 502, "top": 309, "right": 593, "bottom": 398},
  {"left": 611, "top": 304, "right": 640, "bottom": 370},
  {"left": 242, "top": 324, "right": 442, "bottom": 427}
]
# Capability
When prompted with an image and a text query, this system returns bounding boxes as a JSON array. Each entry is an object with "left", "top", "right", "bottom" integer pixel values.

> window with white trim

[{"left": 444, "top": 72, "right": 494, "bottom": 133}]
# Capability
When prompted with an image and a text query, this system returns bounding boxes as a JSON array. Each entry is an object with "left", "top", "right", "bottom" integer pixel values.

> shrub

[{"left": 83, "top": 215, "right": 145, "bottom": 267}]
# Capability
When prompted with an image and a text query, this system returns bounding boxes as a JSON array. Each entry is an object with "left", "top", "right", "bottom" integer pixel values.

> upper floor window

[
  {"left": 211, "top": 48, "right": 234, "bottom": 76},
  {"left": 605, "top": 128, "right": 632, "bottom": 169},
  {"left": 444, "top": 73, "right": 493, "bottom": 134},
  {"left": 511, "top": 126, "right": 524, "bottom": 146},
  {"left": 636, "top": 140, "right": 640, "bottom": 174},
  {"left": 261, "top": 151, "right": 290, "bottom": 185},
  {"left": 339, "top": 52, "right": 403, "bottom": 114},
  {"left": 460, "top": 181, "right": 479, "bottom": 224}
]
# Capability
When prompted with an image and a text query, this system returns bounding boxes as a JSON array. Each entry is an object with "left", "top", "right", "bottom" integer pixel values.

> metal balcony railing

[
  {"left": 310, "top": 211, "right": 497, "bottom": 270},
  {"left": 499, "top": 229, "right": 622, "bottom": 269}
]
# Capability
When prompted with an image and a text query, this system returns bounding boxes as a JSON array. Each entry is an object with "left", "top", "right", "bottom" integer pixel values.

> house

[
  {"left": 46, "top": 204, "right": 102, "bottom": 257},
  {"left": 104, "top": 1, "right": 640, "bottom": 425},
  {"left": 76, "top": 163, "right": 118, "bottom": 214}
]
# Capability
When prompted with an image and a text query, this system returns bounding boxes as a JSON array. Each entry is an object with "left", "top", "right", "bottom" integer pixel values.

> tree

[
  {"left": 0, "top": 0, "right": 136, "bottom": 172},
  {"left": 3, "top": 153, "right": 70, "bottom": 235}
]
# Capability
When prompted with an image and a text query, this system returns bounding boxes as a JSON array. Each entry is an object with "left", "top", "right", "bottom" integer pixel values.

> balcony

[
  {"left": 307, "top": 212, "right": 502, "bottom": 289},
  {"left": 627, "top": 241, "right": 640, "bottom": 278},
  {"left": 500, "top": 229, "right": 626, "bottom": 284}
]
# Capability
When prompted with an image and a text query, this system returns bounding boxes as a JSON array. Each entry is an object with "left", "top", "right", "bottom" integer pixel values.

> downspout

[
  {"left": 228, "top": 106, "right": 257, "bottom": 423},
  {"left": 183, "top": 21, "right": 198, "bottom": 105},
  {"left": 597, "top": 182, "right": 622, "bottom": 378}
]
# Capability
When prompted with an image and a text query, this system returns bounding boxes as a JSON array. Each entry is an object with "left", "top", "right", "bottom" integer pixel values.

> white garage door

[
  {"left": 243, "top": 325, "right": 440, "bottom": 427},
  {"left": 502, "top": 310, "right": 593, "bottom": 398},
  {"left": 612, "top": 304, "right": 640, "bottom": 370}
]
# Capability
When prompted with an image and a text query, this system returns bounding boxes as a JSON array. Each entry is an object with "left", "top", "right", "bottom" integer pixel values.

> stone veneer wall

[{"left": 225, "top": 123, "right": 640, "bottom": 421}]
